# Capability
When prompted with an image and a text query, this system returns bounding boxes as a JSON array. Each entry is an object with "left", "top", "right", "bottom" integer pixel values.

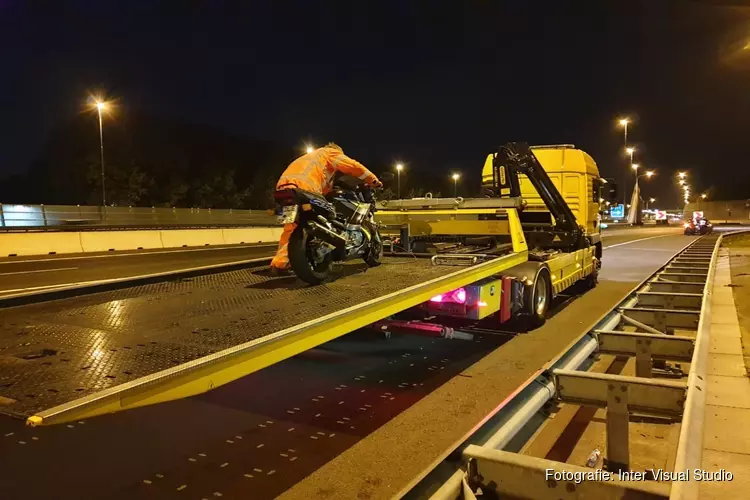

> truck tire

[
  {"left": 580, "top": 258, "right": 599, "bottom": 291},
  {"left": 525, "top": 268, "right": 551, "bottom": 328},
  {"left": 288, "top": 225, "right": 333, "bottom": 285}
]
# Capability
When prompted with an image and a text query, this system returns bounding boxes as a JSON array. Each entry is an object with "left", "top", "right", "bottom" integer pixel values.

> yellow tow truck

[{"left": 374, "top": 142, "right": 605, "bottom": 327}]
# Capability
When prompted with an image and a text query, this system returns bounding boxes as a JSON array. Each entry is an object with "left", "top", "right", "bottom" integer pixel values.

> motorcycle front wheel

[
  {"left": 288, "top": 225, "right": 333, "bottom": 285},
  {"left": 363, "top": 230, "right": 384, "bottom": 267}
]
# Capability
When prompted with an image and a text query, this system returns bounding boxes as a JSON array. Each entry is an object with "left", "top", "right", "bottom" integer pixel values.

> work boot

[{"left": 270, "top": 267, "right": 291, "bottom": 277}]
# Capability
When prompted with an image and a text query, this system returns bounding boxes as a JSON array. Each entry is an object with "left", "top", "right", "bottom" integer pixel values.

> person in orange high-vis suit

[{"left": 270, "top": 143, "right": 382, "bottom": 274}]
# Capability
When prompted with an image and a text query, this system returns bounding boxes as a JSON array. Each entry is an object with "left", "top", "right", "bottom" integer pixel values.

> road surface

[
  {"left": 0, "top": 226, "right": 687, "bottom": 500},
  {"left": 0, "top": 244, "right": 276, "bottom": 296}
]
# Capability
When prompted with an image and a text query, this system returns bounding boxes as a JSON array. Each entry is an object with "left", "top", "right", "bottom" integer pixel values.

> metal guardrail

[
  {"left": 669, "top": 229, "right": 749, "bottom": 500},
  {"left": 1, "top": 203, "right": 683, "bottom": 233},
  {"left": 401, "top": 232, "right": 734, "bottom": 500},
  {"left": 0, "top": 204, "right": 279, "bottom": 230}
]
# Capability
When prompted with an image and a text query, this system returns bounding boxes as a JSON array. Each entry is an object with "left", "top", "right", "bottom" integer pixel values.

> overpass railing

[{"left": 0, "top": 204, "right": 279, "bottom": 231}]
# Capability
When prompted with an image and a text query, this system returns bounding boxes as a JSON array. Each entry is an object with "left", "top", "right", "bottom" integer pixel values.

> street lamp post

[
  {"left": 624, "top": 147, "right": 635, "bottom": 205},
  {"left": 619, "top": 119, "right": 631, "bottom": 204},
  {"left": 395, "top": 163, "right": 404, "bottom": 199},
  {"left": 619, "top": 118, "right": 630, "bottom": 146},
  {"left": 635, "top": 169, "right": 654, "bottom": 186},
  {"left": 633, "top": 167, "right": 654, "bottom": 198},
  {"left": 95, "top": 101, "right": 107, "bottom": 207},
  {"left": 452, "top": 173, "right": 460, "bottom": 197}
]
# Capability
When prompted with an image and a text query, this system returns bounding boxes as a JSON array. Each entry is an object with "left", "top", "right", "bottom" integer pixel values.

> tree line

[{"left": 0, "top": 111, "right": 452, "bottom": 208}]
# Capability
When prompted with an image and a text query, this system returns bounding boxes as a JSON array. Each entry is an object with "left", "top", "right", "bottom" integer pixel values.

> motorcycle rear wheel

[{"left": 289, "top": 225, "right": 333, "bottom": 285}]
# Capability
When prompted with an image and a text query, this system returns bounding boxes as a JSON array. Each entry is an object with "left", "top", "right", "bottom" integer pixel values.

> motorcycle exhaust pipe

[{"left": 307, "top": 221, "right": 347, "bottom": 249}]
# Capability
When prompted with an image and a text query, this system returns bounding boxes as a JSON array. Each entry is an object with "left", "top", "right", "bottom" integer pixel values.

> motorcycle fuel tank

[{"left": 333, "top": 196, "right": 370, "bottom": 225}]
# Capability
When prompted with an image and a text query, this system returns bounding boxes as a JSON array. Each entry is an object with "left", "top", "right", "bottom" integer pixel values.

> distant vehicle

[{"left": 684, "top": 218, "right": 713, "bottom": 235}]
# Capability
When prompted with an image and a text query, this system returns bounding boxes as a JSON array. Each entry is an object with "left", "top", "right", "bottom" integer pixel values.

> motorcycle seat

[{"left": 274, "top": 186, "right": 329, "bottom": 204}]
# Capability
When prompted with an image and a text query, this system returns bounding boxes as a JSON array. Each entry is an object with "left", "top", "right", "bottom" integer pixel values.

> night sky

[{"left": 2, "top": 0, "right": 749, "bottom": 207}]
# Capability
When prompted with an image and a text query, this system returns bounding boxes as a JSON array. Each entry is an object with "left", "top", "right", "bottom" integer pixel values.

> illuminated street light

[
  {"left": 678, "top": 172, "right": 686, "bottom": 179},
  {"left": 679, "top": 179, "right": 685, "bottom": 185},
  {"left": 631, "top": 163, "right": 640, "bottom": 171},
  {"left": 618, "top": 118, "right": 631, "bottom": 145},
  {"left": 452, "top": 173, "right": 461, "bottom": 197},
  {"left": 305, "top": 144, "right": 315, "bottom": 154},
  {"left": 618, "top": 120, "right": 632, "bottom": 205},
  {"left": 649, "top": 198, "right": 656, "bottom": 203},
  {"left": 395, "top": 163, "right": 404, "bottom": 198},
  {"left": 91, "top": 98, "right": 110, "bottom": 207},
  {"left": 701, "top": 194, "right": 707, "bottom": 199},
  {"left": 634, "top": 170, "right": 654, "bottom": 204}
]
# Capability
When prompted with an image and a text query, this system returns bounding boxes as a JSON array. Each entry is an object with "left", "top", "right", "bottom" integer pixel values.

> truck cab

[{"left": 481, "top": 144, "right": 603, "bottom": 238}]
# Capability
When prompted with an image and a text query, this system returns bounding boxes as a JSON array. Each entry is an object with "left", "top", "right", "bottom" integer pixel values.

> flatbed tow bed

[{"left": 0, "top": 252, "right": 527, "bottom": 426}]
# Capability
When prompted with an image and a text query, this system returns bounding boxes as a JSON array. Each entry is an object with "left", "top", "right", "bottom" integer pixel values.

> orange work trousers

[{"left": 270, "top": 223, "right": 296, "bottom": 269}]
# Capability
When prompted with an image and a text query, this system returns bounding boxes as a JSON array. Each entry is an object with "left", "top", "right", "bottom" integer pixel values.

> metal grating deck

[{"left": 0, "top": 258, "right": 457, "bottom": 417}]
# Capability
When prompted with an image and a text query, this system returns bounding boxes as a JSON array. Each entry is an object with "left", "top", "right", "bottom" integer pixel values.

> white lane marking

[
  {"left": 0, "top": 283, "right": 80, "bottom": 295},
  {"left": 0, "top": 257, "right": 270, "bottom": 298},
  {"left": 0, "top": 244, "right": 276, "bottom": 265},
  {"left": 0, "top": 267, "right": 79, "bottom": 276},
  {"left": 601, "top": 228, "right": 675, "bottom": 238},
  {"left": 603, "top": 234, "right": 675, "bottom": 250}
]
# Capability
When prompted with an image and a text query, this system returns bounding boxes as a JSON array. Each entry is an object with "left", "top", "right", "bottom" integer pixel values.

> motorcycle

[
  {"left": 684, "top": 218, "right": 713, "bottom": 235},
  {"left": 273, "top": 173, "right": 392, "bottom": 284}
]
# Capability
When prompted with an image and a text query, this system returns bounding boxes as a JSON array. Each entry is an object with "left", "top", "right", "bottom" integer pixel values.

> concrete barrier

[
  {"left": 159, "top": 228, "right": 226, "bottom": 248},
  {"left": 223, "top": 227, "right": 284, "bottom": 245},
  {"left": 0, "top": 227, "right": 282, "bottom": 258},
  {"left": 80, "top": 230, "right": 164, "bottom": 253},
  {"left": 0, "top": 232, "right": 84, "bottom": 257}
]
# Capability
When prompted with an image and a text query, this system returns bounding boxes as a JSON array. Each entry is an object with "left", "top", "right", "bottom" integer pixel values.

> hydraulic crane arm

[{"left": 491, "top": 142, "right": 587, "bottom": 251}]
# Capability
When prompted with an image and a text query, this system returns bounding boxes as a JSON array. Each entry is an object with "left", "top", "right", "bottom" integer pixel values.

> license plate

[
  {"left": 427, "top": 302, "right": 467, "bottom": 316},
  {"left": 278, "top": 205, "right": 298, "bottom": 224}
]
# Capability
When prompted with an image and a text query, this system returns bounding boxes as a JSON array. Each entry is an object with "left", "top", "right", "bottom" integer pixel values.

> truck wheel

[
  {"left": 581, "top": 258, "right": 599, "bottom": 291},
  {"left": 526, "top": 269, "right": 551, "bottom": 328},
  {"left": 288, "top": 225, "right": 333, "bottom": 285}
]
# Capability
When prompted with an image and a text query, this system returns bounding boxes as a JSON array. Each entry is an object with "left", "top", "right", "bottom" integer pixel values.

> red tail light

[{"left": 429, "top": 287, "right": 467, "bottom": 304}]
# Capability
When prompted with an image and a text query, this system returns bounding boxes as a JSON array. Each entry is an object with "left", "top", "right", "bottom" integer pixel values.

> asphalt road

[
  {"left": 0, "top": 226, "right": 693, "bottom": 500},
  {"left": 0, "top": 244, "right": 276, "bottom": 295}
]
